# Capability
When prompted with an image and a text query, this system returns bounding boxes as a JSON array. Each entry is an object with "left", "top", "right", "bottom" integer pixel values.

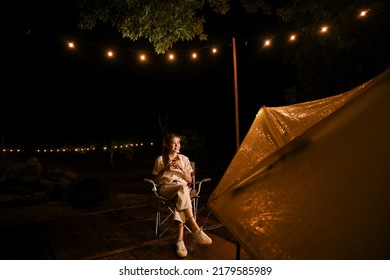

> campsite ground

[
  {"left": 0, "top": 149, "right": 248, "bottom": 260},
  {"left": 0, "top": 148, "right": 221, "bottom": 225}
]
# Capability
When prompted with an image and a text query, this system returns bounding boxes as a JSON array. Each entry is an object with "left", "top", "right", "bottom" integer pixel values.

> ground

[{"left": 0, "top": 149, "right": 217, "bottom": 227}]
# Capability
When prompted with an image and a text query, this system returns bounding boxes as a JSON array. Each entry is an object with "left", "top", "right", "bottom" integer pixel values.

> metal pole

[
  {"left": 232, "top": 36, "right": 241, "bottom": 260},
  {"left": 232, "top": 37, "right": 240, "bottom": 151}
]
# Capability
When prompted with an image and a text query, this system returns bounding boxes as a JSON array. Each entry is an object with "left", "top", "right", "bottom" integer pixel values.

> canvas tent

[{"left": 208, "top": 67, "right": 390, "bottom": 259}]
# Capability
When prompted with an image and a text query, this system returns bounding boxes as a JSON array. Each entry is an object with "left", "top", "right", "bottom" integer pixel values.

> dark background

[{"left": 2, "top": 0, "right": 389, "bottom": 173}]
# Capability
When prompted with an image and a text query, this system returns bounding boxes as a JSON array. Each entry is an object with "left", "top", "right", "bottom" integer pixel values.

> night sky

[
  {"left": 3, "top": 0, "right": 387, "bottom": 159},
  {"left": 3, "top": 1, "right": 294, "bottom": 151}
]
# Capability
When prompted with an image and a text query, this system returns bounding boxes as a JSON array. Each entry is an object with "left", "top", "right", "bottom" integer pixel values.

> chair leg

[
  {"left": 192, "top": 197, "right": 199, "bottom": 221},
  {"left": 158, "top": 220, "right": 174, "bottom": 238},
  {"left": 155, "top": 202, "right": 193, "bottom": 238},
  {"left": 155, "top": 202, "right": 161, "bottom": 237},
  {"left": 155, "top": 202, "right": 175, "bottom": 238}
]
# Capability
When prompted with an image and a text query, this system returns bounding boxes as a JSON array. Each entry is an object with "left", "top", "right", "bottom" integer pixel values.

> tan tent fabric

[{"left": 208, "top": 67, "right": 390, "bottom": 259}]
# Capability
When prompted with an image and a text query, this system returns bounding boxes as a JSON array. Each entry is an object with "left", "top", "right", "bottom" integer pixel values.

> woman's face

[{"left": 168, "top": 136, "right": 181, "bottom": 153}]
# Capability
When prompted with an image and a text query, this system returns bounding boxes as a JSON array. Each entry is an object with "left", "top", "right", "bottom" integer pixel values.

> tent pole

[
  {"left": 232, "top": 37, "right": 240, "bottom": 151},
  {"left": 232, "top": 36, "right": 241, "bottom": 260}
]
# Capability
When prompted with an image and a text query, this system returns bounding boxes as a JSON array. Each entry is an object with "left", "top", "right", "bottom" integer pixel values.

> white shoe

[
  {"left": 194, "top": 229, "right": 212, "bottom": 245},
  {"left": 176, "top": 240, "right": 188, "bottom": 257}
]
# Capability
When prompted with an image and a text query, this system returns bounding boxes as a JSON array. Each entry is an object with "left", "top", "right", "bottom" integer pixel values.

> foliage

[
  {"left": 69, "top": 0, "right": 230, "bottom": 54},
  {"left": 69, "top": 0, "right": 390, "bottom": 101},
  {"left": 276, "top": 0, "right": 390, "bottom": 101},
  {"left": 69, "top": 0, "right": 277, "bottom": 54}
]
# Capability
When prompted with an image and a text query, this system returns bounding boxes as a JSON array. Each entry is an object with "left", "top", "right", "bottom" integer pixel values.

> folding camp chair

[{"left": 144, "top": 162, "right": 211, "bottom": 238}]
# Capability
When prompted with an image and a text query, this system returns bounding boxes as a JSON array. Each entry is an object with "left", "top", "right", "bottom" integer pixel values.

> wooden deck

[{"left": 0, "top": 194, "right": 253, "bottom": 260}]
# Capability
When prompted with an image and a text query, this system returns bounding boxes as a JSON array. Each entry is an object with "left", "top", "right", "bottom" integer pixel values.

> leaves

[{"left": 70, "top": 0, "right": 229, "bottom": 53}]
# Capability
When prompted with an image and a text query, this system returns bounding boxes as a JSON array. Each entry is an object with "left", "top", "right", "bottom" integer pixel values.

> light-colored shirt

[{"left": 152, "top": 154, "right": 193, "bottom": 185}]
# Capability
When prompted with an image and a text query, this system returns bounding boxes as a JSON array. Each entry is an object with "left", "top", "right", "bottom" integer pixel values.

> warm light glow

[
  {"left": 22, "top": 12, "right": 375, "bottom": 68},
  {"left": 4, "top": 141, "right": 149, "bottom": 154},
  {"left": 139, "top": 54, "right": 146, "bottom": 61},
  {"left": 359, "top": 9, "right": 369, "bottom": 17}
]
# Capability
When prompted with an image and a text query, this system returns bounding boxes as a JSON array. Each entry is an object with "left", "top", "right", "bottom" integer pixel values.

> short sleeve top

[{"left": 152, "top": 154, "right": 193, "bottom": 185}]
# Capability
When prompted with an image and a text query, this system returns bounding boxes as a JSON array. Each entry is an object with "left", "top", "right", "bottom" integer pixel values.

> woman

[{"left": 152, "top": 133, "right": 212, "bottom": 257}]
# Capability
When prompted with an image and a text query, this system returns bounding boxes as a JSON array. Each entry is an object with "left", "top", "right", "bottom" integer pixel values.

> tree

[
  {"left": 69, "top": 0, "right": 274, "bottom": 54},
  {"left": 274, "top": 0, "right": 390, "bottom": 101},
  {"left": 69, "top": 0, "right": 390, "bottom": 100},
  {"left": 69, "top": 0, "right": 227, "bottom": 54}
]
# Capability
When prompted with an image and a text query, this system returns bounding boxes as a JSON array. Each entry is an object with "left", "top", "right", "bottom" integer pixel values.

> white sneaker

[
  {"left": 176, "top": 240, "right": 188, "bottom": 257},
  {"left": 194, "top": 229, "right": 212, "bottom": 245}
]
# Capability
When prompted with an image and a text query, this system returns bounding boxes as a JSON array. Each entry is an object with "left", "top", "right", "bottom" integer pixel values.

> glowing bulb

[
  {"left": 321, "top": 26, "right": 328, "bottom": 33},
  {"left": 139, "top": 54, "right": 146, "bottom": 61},
  {"left": 192, "top": 52, "right": 197, "bottom": 59},
  {"left": 168, "top": 53, "right": 175, "bottom": 60},
  {"left": 107, "top": 50, "right": 114, "bottom": 57},
  {"left": 289, "top": 34, "right": 296, "bottom": 41},
  {"left": 212, "top": 48, "right": 217, "bottom": 54},
  {"left": 264, "top": 39, "right": 271, "bottom": 47},
  {"left": 359, "top": 9, "right": 369, "bottom": 17},
  {"left": 68, "top": 42, "right": 75, "bottom": 49}
]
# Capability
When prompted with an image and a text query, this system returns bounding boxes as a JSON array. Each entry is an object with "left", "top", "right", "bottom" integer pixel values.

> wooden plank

[
  {"left": 40, "top": 219, "right": 73, "bottom": 239},
  {"left": 97, "top": 251, "right": 138, "bottom": 260},
  {"left": 102, "top": 210, "right": 127, "bottom": 224},
  {"left": 76, "top": 229, "right": 129, "bottom": 257},
  {"left": 47, "top": 234, "right": 94, "bottom": 259},
  {"left": 130, "top": 237, "right": 178, "bottom": 260},
  {"left": 120, "top": 220, "right": 158, "bottom": 243},
  {"left": 0, "top": 199, "right": 254, "bottom": 260},
  {"left": 65, "top": 216, "right": 96, "bottom": 233},
  {"left": 84, "top": 236, "right": 175, "bottom": 260},
  {"left": 69, "top": 213, "right": 142, "bottom": 257},
  {"left": 113, "top": 206, "right": 153, "bottom": 223}
]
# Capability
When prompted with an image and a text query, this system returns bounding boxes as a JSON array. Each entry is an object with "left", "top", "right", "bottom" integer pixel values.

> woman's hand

[{"left": 170, "top": 159, "right": 183, "bottom": 171}]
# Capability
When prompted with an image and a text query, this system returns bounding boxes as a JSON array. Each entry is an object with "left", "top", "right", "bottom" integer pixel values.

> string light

[
  {"left": 59, "top": 7, "right": 370, "bottom": 61},
  {"left": 139, "top": 53, "right": 147, "bottom": 61},
  {"left": 359, "top": 9, "right": 369, "bottom": 17},
  {"left": 4, "top": 142, "right": 153, "bottom": 154},
  {"left": 4, "top": 7, "right": 377, "bottom": 151}
]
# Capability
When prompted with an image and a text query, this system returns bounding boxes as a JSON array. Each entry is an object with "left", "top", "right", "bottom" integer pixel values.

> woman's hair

[
  {"left": 163, "top": 133, "right": 181, "bottom": 148},
  {"left": 162, "top": 133, "right": 181, "bottom": 165}
]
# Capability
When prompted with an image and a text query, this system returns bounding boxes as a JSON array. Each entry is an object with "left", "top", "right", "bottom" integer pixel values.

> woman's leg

[
  {"left": 184, "top": 208, "right": 200, "bottom": 232},
  {"left": 161, "top": 183, "right": 211, "bottom": 245},
  {"left": 177, "top": 222, "right": 184, "bottom": 240}
]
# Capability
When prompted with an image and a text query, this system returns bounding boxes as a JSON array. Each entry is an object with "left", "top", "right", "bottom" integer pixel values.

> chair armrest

[
  {"left": 144, "top": 178, "right": 158, "bottom": 192},
  {"left": 193, "top": 177, "right": 212, "bottom": 195}
]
